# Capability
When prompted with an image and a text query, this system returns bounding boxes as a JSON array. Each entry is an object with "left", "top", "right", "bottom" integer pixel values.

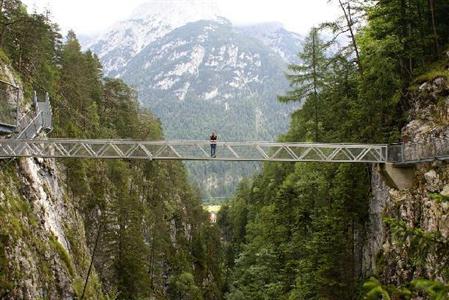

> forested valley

[
  {"left": 218, "top": 0, "right": 449, "bottom": 299},
  {"left": 1, "top": 0, "right": 449, "bottom": 299},
  {"left": 0, "top": 1, "right": 222, "bottom": 299}
]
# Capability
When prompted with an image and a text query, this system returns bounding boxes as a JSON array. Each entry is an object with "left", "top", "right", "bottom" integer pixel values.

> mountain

[
  {"left": 122, "top": 19, "right": 292, "bottom": 140},
  {"left": 237, "top": 22, "right": 303, "bottom": 63},
  {"left": 84, "top": 1, "right": 303, "bottom": 198},
  {"left": 85, "top": 0, "right": 221, "bottom": 76},
  {"left": 120, "top": 19, "right": 297, "bottom": 197}
]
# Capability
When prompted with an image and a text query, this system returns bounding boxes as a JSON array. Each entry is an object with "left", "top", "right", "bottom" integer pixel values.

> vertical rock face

[
  {"left": 367, "top": 163, "right": 449, "bottom": 284},
  {"left": 0, "top": 62, "right": 101, "bottom": 299},
  {"left": 364, "top": 74, "right": 449, "bottom": 285},
  {"left": 0, "top": 158, "right": 102, "bottom": 299},
  {"left": 362, "top": 166, "right": 390, "bottom": 276}
]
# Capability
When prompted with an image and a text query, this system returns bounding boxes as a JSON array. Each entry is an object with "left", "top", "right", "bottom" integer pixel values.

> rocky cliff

[
  {"left": 364, "top": 54, "right": 449, "bottom": 288},
  {"left": 0, "top": 159, "right": 104, "bottom": 299},
  {"left": 0, "top": 63, "right": 103, "bottom": 299}
]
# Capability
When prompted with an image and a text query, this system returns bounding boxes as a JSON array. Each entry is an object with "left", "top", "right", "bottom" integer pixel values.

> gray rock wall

[{"left": 364, "top": 74, "right": 449, "bottom": 286}]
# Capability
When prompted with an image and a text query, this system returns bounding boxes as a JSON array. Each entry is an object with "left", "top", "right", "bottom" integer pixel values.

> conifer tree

[{"left": 279, "top": 28, "right": 328, "bottom": 142}]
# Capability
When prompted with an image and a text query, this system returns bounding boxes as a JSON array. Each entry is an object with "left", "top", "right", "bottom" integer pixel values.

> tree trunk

[
  {"left": 416, "top": 0, "right": 427, "bottom": 64},
  {"left": 312, "top": 28, "right": 319, "bottom": 142},
  {"left": 0, "top": 0, "right": 6, "bottom": 48},
  {"left": 338, "top": 0, "right": 363, "bottom": 75},
  {"left": 428, "top": 0, "right": 439, "bottom": 54}
]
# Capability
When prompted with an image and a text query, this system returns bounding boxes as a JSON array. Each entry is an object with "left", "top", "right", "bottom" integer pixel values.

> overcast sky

[{"left": 21, "top": 0, "right": 341, "bottom": 36}]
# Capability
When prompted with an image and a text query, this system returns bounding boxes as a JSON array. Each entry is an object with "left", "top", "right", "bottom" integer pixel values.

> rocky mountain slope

[
  {"left": 364, "top": 60, "right": 449, "bottom": 288},
  {"left": 0, "top": 63, "right": 103, "bottom": 299},
  {"left": 86, "top": 0, "right": 221, "bottom": 76},
  {"left": 84, "top": 0, "right": 303, "bottom": 198},
  {"left": 122, "top": 19, "right": 292, "bottom": 140},
  {"left": 236, "top": 22, "right": 303, "bottom": 63},
  {"left": 121, "top": 19, "right": 298, "bottom": 198}
]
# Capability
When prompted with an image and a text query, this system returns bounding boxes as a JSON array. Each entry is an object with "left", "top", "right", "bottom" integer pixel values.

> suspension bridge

[{"left": 0, "top": 82, "right": 446, "bottom": 165}]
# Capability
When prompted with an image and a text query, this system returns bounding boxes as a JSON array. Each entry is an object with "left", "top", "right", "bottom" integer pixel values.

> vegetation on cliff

[
  {"left": 219, "top": 1, "right": 449, "bottom": 299},
  {"left": 0, "top": 1, "right": 223, "bottom": 299}
]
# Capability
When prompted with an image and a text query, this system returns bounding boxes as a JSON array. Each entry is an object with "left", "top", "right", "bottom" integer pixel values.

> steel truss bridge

[
  {"left": 0, "top": 139, "right": 391, "bottom": 163},
  {"left": 0, "top": 85, "right": 446, "bottom": 165}
]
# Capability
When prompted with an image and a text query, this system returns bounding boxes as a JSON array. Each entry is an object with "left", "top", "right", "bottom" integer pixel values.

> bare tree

[{"left": 324, "top": 0, "right": 371, "bottom": 75}]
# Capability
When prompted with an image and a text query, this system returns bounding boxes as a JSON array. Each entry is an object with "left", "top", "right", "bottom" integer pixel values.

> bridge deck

[
  {"left": 0, "top": 139, "right": 389, "bottom": 163},
  {"left": 4, "top": 87, "right": 448, "bottom": 165}
]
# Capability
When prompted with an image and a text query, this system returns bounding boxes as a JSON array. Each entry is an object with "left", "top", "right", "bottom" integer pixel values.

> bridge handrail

[
  {"left": 0, "top": 139, "right": 388, "bottom": 163},
  {"left": 23, "top": 138, "right": 388, "bottom": 147},
  {"left": 0, "top": 80, "right": 20, "bottom": 129},
  {"left": 15, "top": 95, "right": 52, "bottom": 139}
]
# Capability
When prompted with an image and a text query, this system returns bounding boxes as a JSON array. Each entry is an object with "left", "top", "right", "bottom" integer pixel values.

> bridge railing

[
  {"left": 0, "top": 140, "right": 388, "bottom": 162},
  {"left": 16, "top": 93, "right": 52, "bottom": 139},
  {"left": 387, "top": 144, "right": 404, "bottom": 163},
  {"left": 392, "top": 138, "right": 449, "bottom": 164},
  {"left": 0, "top": 80, "right": 20, "bottom": 133}
]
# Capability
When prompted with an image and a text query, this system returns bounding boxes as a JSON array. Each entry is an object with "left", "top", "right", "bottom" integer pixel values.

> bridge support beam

[{"left": 380, "top": 163, "right": 416, "bottom": 190}]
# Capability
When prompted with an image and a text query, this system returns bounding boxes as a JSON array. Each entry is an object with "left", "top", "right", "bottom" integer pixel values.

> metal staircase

[{"left": 15, "top": 93, "right": 53, "bottom": 139}]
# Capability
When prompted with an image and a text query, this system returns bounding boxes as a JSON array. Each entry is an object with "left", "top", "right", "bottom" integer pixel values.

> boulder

[{"left": 424, "top": 169, "right": 440, "bottom": 191}]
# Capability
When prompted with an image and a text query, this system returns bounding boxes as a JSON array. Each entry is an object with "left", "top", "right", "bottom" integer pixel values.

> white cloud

[
  {"left": 21, "top": 0, "right": 340, "bottom": 35},
  {"left": 219, "top": 0, "right": 340, "bottom": 34}
]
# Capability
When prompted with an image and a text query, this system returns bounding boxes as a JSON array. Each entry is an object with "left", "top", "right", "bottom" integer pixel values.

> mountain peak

[
  {"left": 130, "top": 0, "right": 221, "bottom": 21},
  {"left": 85, "top": 0, "right": 223, "bottom": 74},
  {"left": 239, "top": 22, "right": 285, "bottom": 32}
]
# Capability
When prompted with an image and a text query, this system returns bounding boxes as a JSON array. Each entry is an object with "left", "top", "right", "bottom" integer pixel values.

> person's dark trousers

[{"left": 211, "top": 144, "right": 216, "bottom": 157}]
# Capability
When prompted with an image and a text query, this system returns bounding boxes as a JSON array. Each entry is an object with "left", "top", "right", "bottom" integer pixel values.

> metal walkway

[
  {"left": 0, "top": 140, "right": 389, "bottom": 162},
  {"left": 16, "top": 96, "right": 52, "bottom": 139},
  {"left": 0, "top": 86, "right": 447, "bottom": 164}
]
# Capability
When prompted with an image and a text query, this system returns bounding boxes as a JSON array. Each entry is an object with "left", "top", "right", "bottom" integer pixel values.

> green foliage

[
  {"left": 383, "top": 216, "right": 449, "bottom": 282},
  {"left": 49, "top": 234, "right": 75, "bottom": 277},
  {"left": 0, "top": 234, "right": 14, "bottom": 295},
  {"left": 429, "top": 192, "right": 449, "bottom": 203},
  {"left": 414, "top": 61, "right": 449, "bottom": 84},
  {"left": 363, "top": 278, "right": 392, "bottom": 300},
  {"left": 0, "top": 1, "right": 225, "bottom": 298},
  {"left": 412, "top": 279, "right": 449, "bottom": 300},
  {"left": 363, "top": 277, "right": 412, "bottom": 300},
  {"left": 168, "top": 272, "right": 203, "bottom": 300},
  {"left": 279, "top": 28, "right": 328, "bottom": 141},
  {"left": 0, "top": 48, "right": 10, "bottom": 65},
  {"left": 362, "top": 277, "right": 449, "bottom": 300},
  {"left": 220, "top": 1, "right": 449, "bottom": 299}
]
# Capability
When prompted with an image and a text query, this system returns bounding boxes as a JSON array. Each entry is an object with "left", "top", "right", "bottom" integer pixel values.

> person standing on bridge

[{"left": 210, "top": 131, "right": 217, "bottom": 158}]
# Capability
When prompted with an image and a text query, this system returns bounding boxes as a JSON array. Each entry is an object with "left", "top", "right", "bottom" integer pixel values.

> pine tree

[{"left": 279, "top": 28, "right": 328, "bottom": 142}]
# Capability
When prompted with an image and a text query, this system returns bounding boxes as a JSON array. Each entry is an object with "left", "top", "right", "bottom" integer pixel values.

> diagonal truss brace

[{"left": 0, "top": 139, "right": 389, "bottom": 163}]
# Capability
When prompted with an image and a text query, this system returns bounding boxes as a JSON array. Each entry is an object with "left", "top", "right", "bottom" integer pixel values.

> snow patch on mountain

[
  {"left": 175, "top": 82, "right": 191, "bottom": 101},
  {"left": 130, "top": 0, "right": 220, "bottom": 21},
  {"left": 237, "top": 22, "right": 304, "bottom": 63},
  {"left": 204, "top": 88, "right": 218, "bottom": 100},
  {"left": 168, "top": 46, "right": 205, "bottom": 76},
  {"left": 86, "top": 0, "right": 221, "bottom": 75}
]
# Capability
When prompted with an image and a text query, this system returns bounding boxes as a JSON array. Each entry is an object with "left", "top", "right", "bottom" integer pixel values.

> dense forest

[
  {"left": 0, "top": 1, "right": 223, "bottom": 299},
  {"left": 2, "top": 0, "right": 449, "bottom": 299},
  {"left": 219, "top": 0, "right": 449, "bottom": 299}
]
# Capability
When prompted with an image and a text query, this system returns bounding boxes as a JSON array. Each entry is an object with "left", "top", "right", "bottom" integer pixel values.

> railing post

[
  {"left": 401, "top": 143, "right": 405, "bottom": 163},
  {"left": 15, "top": 86, "right": 20, "bottom": 128},
  {"left": 33, "top": 91, "right": 38, "bottom": 111}
]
